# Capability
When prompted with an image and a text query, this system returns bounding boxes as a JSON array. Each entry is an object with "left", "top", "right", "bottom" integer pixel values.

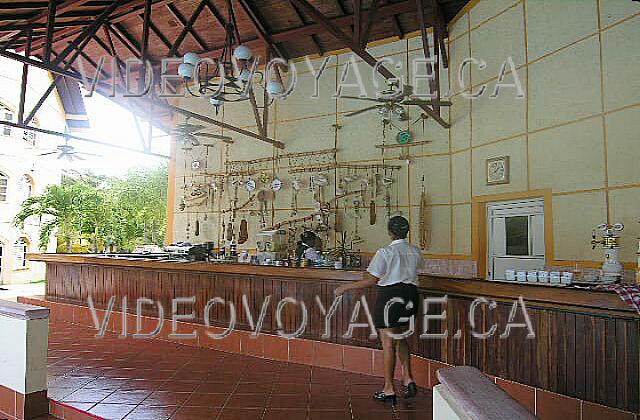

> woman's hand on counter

[
  {"left": 334, "top": 284, "right": 348, "bottom": 296},
  {"left": 334, "top": 273, "right": 379, "bottom": 296}
]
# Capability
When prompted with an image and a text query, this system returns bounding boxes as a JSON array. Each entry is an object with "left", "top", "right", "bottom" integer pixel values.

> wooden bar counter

[{"left": 28, "top": 254, "right": 639, "bottom": 413}]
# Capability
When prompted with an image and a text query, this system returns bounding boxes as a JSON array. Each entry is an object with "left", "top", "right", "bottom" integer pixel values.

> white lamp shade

[
  {"left": 266, "top": 81, "right": 284, "bottom": 95},
  {"left": 233, "top": 45, "right": 253, "bottom": 60},
  {"left": 178, "top": 63, "right": 194, "bottom": 78},
  {"left": 183, "top": 52, "right": 199, "bottom": 66}
]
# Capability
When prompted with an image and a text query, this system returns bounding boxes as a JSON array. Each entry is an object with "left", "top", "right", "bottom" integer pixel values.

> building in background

[{"left": 0, "top": 55, "right": 66, "bottom": 285}]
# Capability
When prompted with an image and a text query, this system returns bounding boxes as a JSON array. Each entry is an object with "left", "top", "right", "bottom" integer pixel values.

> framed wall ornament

[{"left": 486, "top": 156, "right": 510, "bottom": 185}]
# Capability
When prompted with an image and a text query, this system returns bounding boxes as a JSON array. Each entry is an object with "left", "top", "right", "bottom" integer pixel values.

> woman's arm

[{"left": 334, "top": 272, "right": 379, "bottom": 296}]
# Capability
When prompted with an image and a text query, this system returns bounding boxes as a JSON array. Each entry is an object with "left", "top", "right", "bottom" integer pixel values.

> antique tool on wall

[
  {"left": 369, "top": 173, "right": 377, "bottom": 225},
  {"left": 238, "top": 219, "right": 248, "bottom": 244},
  {"left": 419, "top": 175, "right": 429, "bottom": 250},
  {"left": 290, "top": 177, "right": 301, "bottom": 216},
  {"left": 257, "top": 189, "right": 269, "bottom": 228},
  {"left": 383, "top": 171, "right": 393, "bottom": 219},
  {"left": 591, "top": 223, "right": 625, "bottom": 283}
]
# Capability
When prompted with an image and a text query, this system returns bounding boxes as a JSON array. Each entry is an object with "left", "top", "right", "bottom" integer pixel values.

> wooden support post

[
  {"left": 430, "top": 0, "right": 448, "bottom": 68},
  {"left": 360, "top": 0, "right": 380, "bottom": 49},
  {"left": 353, "top": 0, "right": 362, "bottom": 46},
  {"left": 415, "top": 0, "right": 440, "bottom": 114},
  {"left": 43, "top": 0, "right": 56, "bottom": 63},
  {"left": 17, "top": 28, "right": 32, "bottom": 124}
]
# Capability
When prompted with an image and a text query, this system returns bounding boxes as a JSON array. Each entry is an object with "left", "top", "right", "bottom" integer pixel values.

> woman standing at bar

[{"left": 334, "top": 216, "right": 423, "bottom": 403}]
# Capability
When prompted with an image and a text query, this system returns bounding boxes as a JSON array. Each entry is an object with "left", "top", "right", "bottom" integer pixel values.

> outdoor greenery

[{"left": 14, "top": 164, "right": 168, "bottom": 253}]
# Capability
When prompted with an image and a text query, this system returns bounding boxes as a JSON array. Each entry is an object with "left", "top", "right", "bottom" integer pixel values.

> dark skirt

[{"left": 374, "top": 283, "right": 419, "bottom": 329}]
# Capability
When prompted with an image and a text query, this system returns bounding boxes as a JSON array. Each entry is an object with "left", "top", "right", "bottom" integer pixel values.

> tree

[
  {"left": 14, "top": 182, "right": 84, "bottom": 251},
  {"left": 14, "top": 164, "right": 168, "bottom": 253}
]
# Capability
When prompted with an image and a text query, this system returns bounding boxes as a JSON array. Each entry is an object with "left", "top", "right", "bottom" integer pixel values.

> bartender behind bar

[{"left": 295, "top": 230, "right": 322, "bottom": 265}]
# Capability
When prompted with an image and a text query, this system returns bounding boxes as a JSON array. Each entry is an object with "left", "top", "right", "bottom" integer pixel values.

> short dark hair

[
  {"left": 301, "top": 230, "right": 318, "bottom": 244},
  {"left": 388, "top": 216, "right": 409, "bottom": 239}
]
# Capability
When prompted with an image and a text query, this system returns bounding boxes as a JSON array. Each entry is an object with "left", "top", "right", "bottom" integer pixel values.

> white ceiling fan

[
  {"left": 172, "top": 118, "right": 234, "bottom": 149},
  {"left": 343, "top": 82, "right": 451, "bottom": 121},
  {"left": 38, "top": 137, "right": 100, "bottom": 161}
]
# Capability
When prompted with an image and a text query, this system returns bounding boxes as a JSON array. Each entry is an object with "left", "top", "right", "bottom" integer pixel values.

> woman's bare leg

[
  {"left": 395, "top": 337, "right": 414, "bottom": 386},
  {"left": 379, "top": 328, "right": 396, "bottom": 395}
]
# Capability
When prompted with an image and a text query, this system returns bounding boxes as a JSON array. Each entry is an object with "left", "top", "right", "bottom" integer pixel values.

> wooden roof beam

[
  {"left": 416, "top": 0, "right": 440, "bottom": 114},
  {"left": 0, "top": 0, "right": 87, "bottom": 43},
  {"left": 360, "top": 0, "right": 380, "bottom": 49},
  {"left": 7, "top": 0, "right": 169, "bottom": 53},
  {"left": 137, "top": 13, "right": 171, "bottom": 50},
  {"left": 166, "top": 1, "right": 209, "bottom": 56},
  {"left": 237, "top": 0, "right": 286, "bottom": 59},
  {"left": 288, "top": 0, "right": 449, "bottom": 128},
  {"left": 51, "top": 0, "right": 127, "bottom": 67},
  {"left": 272, "top": 0, "right": 414, "bottom": 42},
  {"left": 430, "top": 0, "right": 448, "bottom": 68},
  {"left": 287, "top": 0, "right": 324, "bottom": 56}
]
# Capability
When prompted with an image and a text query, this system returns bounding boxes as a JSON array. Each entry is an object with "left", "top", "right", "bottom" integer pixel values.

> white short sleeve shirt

[{"left": 366, "top": 239, "right": 425, "bottom": 286}]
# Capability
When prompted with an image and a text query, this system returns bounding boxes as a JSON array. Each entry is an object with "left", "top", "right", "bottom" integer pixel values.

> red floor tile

[
  {"left": 123, "top": 405, "right": 178, "bottom": 420},
  {"left": 45, "top": 321, "right": 432, "bottom": 420},
  {"left": 268, "top": 393, "right": 309, "bottom": 409},
  {"left": 184, "top": 392, "right": 228, "bottom": 407},
  {"left": 170, "top": 406, "right": 220, "bottom": 420},
  {"left": 217, "top": 408, "right": 265, "bottom": 420},
  {"left": 140, "top": 391, "right": 192, "bottom": 406},
  {"left": 263, "top": 408, "right": 308, "bottom": 420},
  {"left": 88, "top": 403, "right": 138, "bottom": 420}
]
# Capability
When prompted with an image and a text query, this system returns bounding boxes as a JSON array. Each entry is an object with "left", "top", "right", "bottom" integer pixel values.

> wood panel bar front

[{"left": 30, "top": 254, "right": 640, "bottom": 413}]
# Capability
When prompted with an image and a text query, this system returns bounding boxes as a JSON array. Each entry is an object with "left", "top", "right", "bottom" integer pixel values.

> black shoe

[
  {"left": 404, "top": 382, "right": 417, "bottom": 398},
  {"left": 373, "top": 391, "right": 397, "bottom": 404}
]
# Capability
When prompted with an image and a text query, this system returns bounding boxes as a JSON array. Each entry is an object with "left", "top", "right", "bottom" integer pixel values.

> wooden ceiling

[{"left": 0, "top": 0, "right": 470, "bottom": 134}]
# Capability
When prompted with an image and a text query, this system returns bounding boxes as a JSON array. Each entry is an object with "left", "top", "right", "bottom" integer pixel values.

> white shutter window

[
  {"left": 2, "top": 110, "right": 12, "bottom": 136},
  {"left": 0, "top": 173, "right": 7, "bottom": 202},
  {"left": 14, "top": 239, "right": 27, "bottom": 269}
]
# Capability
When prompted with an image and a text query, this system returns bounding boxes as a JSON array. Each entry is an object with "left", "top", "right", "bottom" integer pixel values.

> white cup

[
  {"left": 550, "top": 271, "right": 561, "bottom": 284},
  {"left": 527, "top": 271, "right": 538, "bottom": 282},
  {"left": 561, "top": 272, "right": 574, "bottom": 285},
  {"left": 505, "top": 270, "right": 516, "bottom": 281},
  {"left": 538, "top": 271, "right": 549, "bottom": 283},
  {"left": 516, "top": 271, "right": 527, "bottom": 282}
]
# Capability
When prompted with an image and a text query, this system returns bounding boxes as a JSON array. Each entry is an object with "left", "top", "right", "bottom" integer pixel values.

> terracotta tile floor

[{"left": 46, "top": 322, "right": 432, "bottom": 420}]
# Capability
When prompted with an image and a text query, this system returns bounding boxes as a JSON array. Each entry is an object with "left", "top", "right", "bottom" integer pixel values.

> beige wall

[
  {"left": 171, "top": 0, "right": 640, "bottom": 271},
  {"left": 0, "top": 56, "right": 65, "bottom": 285}
]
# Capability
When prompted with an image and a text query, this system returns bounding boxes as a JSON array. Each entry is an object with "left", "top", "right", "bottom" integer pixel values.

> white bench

[{"left": 433, "top": 366, "right": 537, "bottom": 420}]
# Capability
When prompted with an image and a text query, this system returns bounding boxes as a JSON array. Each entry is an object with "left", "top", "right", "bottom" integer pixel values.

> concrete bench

[
  {"left": 0, "top": 299, "right": 50, "bottom": 420},
  {"left": 433, "top": 366, "right": 537, "bottom": 420}
]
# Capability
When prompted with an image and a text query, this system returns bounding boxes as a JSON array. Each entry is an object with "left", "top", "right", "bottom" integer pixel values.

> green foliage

[{"left": 14, "top": 164, "right": 168, "bottom": 253}]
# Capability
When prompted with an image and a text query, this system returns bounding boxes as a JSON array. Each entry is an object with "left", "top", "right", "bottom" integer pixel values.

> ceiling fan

[
  {"left": 38, "top": 138, "right": 100, "bottom": 161},
  {"left": 343, "top": 82, "right": 452, "bottom": 120},
  {"left": 172, "top": 119, "right": 233, "bottom": 149}
]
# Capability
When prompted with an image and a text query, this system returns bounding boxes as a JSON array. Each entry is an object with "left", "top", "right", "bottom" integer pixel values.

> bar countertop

[{"left": 28, "top": 253, "right": 637, "bottom": 316}]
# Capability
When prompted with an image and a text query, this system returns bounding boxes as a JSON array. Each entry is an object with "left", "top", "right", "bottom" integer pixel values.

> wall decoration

[{"left": 486, "top": 156, "right": 510, "bottom": 185}]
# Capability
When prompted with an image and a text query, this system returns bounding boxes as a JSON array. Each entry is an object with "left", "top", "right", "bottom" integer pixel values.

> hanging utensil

[
  {"left": 291, "top": 177, "right": 300, "bottom": 216},
  {"left": 419, "top": 175, "right": 430, "bottom": 250},
  {"left": 238, "top": 219, "right": 248, "bottom": 244},
  {"left": 369, "top": 173, "right": 377, "bottom": 225}
]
